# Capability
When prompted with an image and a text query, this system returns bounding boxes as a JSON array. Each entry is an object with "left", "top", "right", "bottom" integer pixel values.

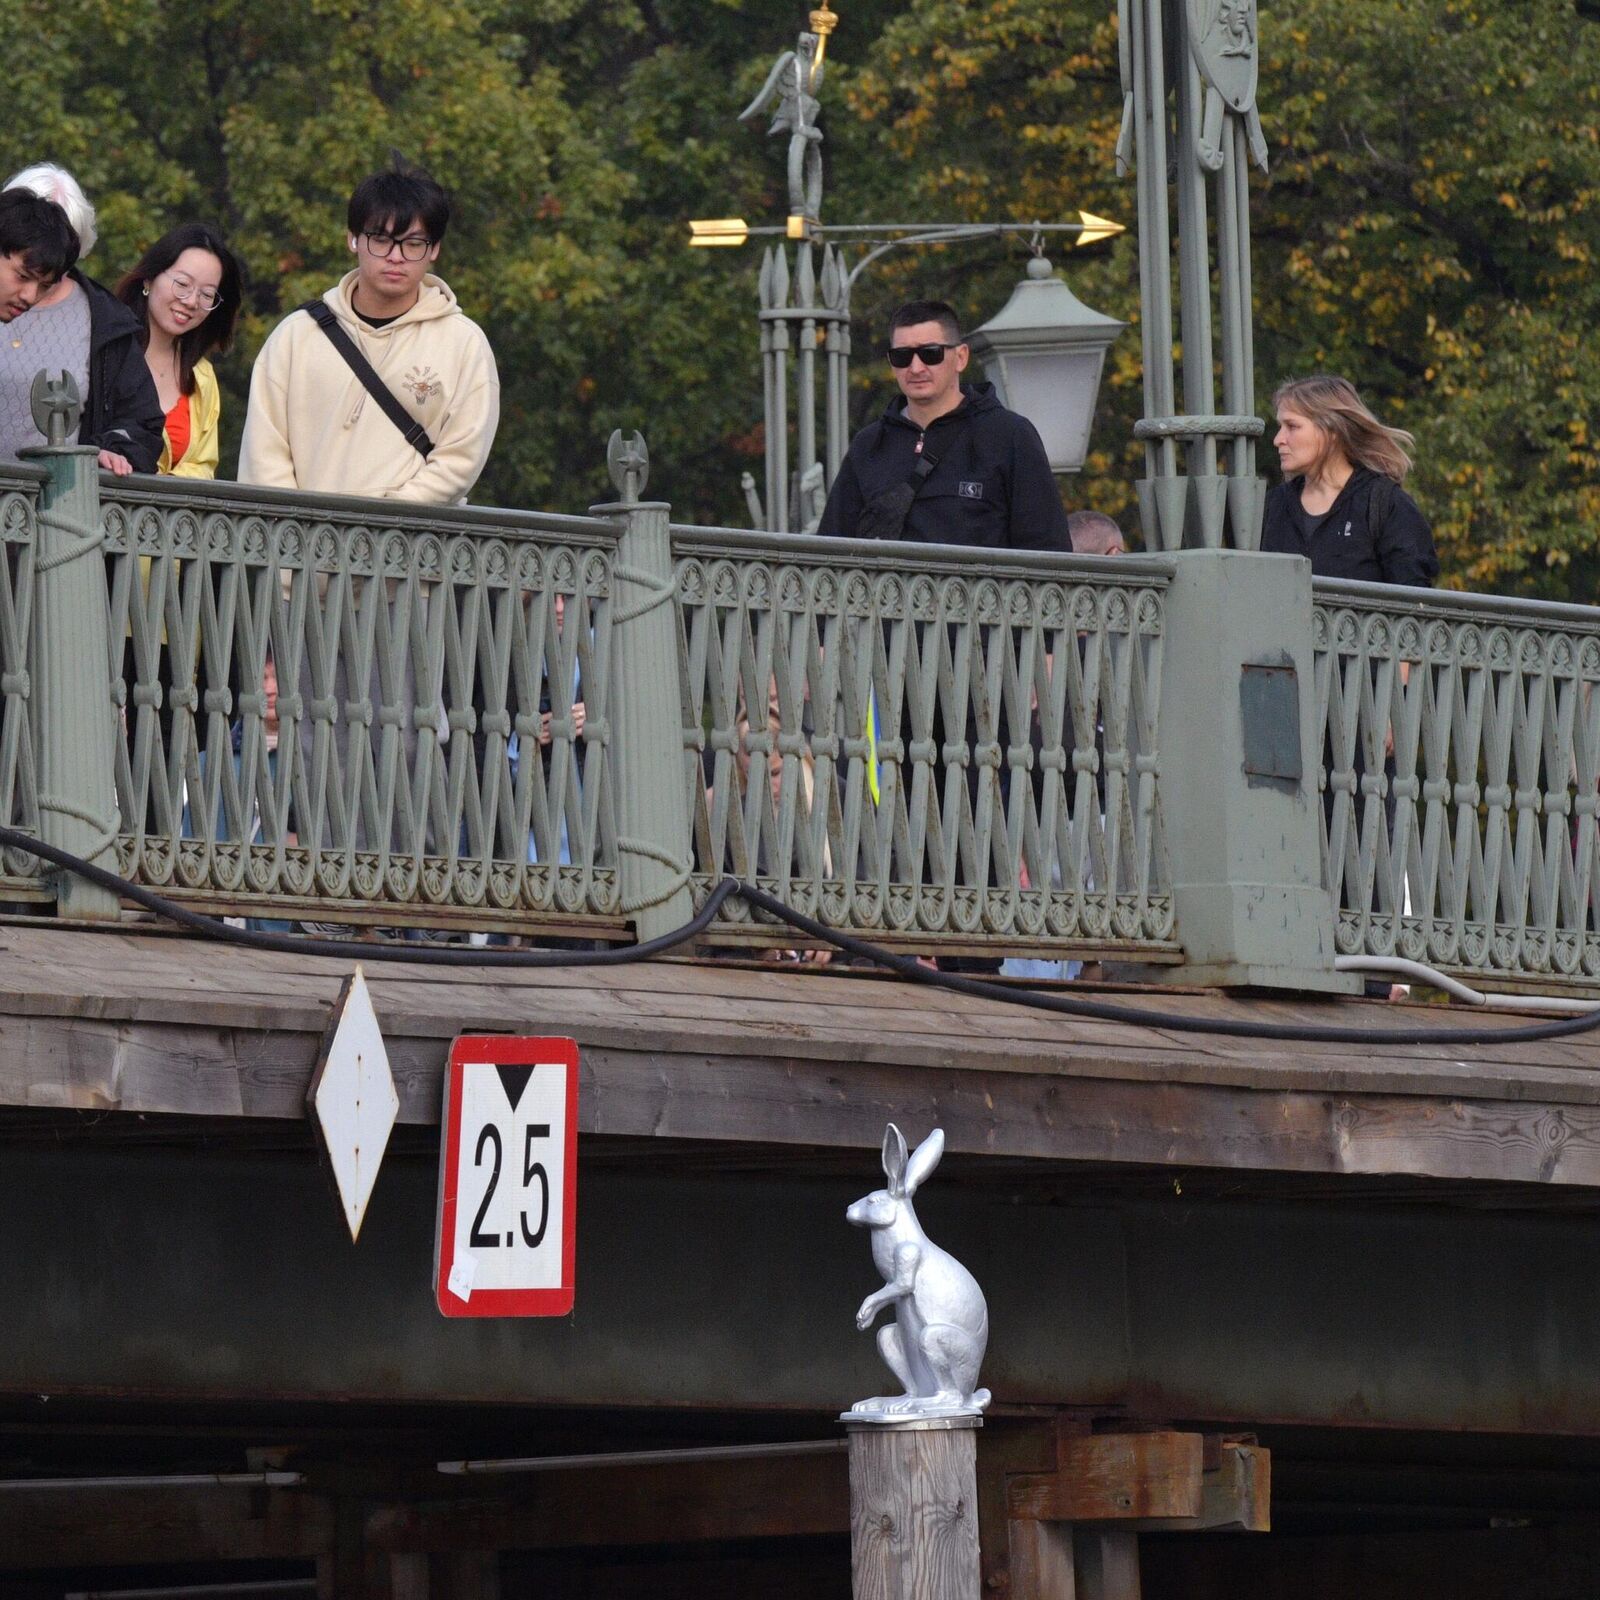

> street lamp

[{"left": 965, "top": 256, "right": 1126, "bottom": 475}]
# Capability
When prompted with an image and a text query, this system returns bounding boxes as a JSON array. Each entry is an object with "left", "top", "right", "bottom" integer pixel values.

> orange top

[{"left": 164, "top": 392, "right": 192, "bottom": 469}]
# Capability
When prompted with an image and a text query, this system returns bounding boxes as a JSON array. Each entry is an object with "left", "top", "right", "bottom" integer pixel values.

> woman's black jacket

[
  {"left": 1261, "top": 467, "right": 1438, "bottom": 587},
  {"left": 74, "top": 271, "right": 164, "bottom": 474}
]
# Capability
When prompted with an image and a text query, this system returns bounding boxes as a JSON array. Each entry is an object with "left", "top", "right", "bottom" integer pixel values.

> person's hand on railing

[
  {"left": 97, "top": 449, "right": 133, "bottom": 476},
  {"left": 537, "top": 701, "right": 586, "bottom": 746},
  {"left": 763, "top": 945, "right": 832, "bottom": 966}
]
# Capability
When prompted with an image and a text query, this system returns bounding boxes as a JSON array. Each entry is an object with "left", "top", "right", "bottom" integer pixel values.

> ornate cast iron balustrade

[
  {"left": 97, "top": 476, "right": 623, "bottom": 934},
  {"left": 674, "top": 527, "right": 1177, "bottom": 958},
  {"left": 1315, "top": 579, "right": 1600, "bottom": 990},
  {"left": 0, "top": 467, "right": 42, "bottom": 890}
]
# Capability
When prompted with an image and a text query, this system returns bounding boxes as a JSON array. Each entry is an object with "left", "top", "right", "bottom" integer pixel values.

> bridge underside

[{"left": 0, "top": 926, "right": 1598, "bottom": 1594}]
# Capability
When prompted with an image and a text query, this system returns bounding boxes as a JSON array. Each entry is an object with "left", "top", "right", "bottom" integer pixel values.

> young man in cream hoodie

[
  {"left": 239, "top": 162, "right": 499, "bottom": 502},
  {"left": 240, "top": 164, "right": 500, "bottom": 904}
]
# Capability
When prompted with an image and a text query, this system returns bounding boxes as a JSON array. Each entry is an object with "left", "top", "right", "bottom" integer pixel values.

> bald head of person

[{"left": 1068, "top": 510, "right": 1125, "bottom": 556}]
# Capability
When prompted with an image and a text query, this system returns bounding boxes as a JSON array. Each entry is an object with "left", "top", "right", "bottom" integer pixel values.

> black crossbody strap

[
  {"left": 907, "top": 446, "right": 939, "bottom": 491},
  {"left": 300, "top": 300, "right": 434, "bottom": 459}
]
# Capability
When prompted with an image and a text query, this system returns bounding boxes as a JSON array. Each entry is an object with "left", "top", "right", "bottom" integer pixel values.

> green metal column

[
  {"left": 1119, "top": 0, "right": 1270, "bottom": 551},
  {"left": 1148, "top": 548, "right": 1347, "bottom": 991},
  {"left": 20, "top": 375, "right": 119, "bottom": 920},
  {"left": 595, "top": 430, "right": 695, "bottom": 941}
]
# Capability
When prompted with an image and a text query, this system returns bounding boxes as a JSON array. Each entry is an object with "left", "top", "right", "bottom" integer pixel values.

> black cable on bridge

[{"left": 2, "top": 824, "right": 1598, "bottom": 1049}]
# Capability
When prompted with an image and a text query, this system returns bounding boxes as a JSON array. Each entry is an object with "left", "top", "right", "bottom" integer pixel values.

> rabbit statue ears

[{"left": 883, "top": 1124, "right": 944, "bottom": 1198}]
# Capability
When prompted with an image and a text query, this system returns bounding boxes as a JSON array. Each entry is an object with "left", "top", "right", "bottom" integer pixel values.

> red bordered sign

[{"left": 434, "top": 1036, "right": 578, "bottom": 1317}]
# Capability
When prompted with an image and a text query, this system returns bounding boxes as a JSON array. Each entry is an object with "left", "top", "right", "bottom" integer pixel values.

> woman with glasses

[{"left": 115, "top": 224, "right": 242, "bottom": 478}]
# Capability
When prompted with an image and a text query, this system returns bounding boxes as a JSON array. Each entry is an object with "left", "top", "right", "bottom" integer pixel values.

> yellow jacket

[{"left": 158, "top": 357, "right": 221, "bottom": 478}]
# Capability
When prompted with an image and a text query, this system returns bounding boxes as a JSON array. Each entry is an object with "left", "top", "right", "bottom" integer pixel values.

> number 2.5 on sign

[{"left": 434, "top": 1035, "right": 578, "bottom": 1317}]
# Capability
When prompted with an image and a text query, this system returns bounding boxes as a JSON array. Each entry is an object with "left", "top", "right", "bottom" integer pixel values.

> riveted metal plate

[{"left": 1239, "top": 658, "right": 1300, "bottom": 788}]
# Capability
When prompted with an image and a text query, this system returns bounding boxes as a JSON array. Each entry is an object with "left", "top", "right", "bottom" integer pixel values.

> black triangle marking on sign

[{"left": 496, "top": 1063, "right": 535, "bottom": 1113}]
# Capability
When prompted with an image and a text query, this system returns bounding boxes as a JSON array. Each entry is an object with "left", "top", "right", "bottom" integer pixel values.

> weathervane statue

[
  {"left": 1116, "top": 0, "right": 1270, "bottom": 552},
  {"left": 708, "top": 0, "right": 1123, "bottom": 532},
  {"left": 739, "top": 7, "right": 837, "bottom": 235}
]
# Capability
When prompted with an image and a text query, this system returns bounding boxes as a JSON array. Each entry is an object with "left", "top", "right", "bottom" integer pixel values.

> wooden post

[
  {"left": 434, "top": 1551, "right": 500, "bottom": 1598},
  {"left": 848, "top": 1418, "right": 981, "bottom": 1600},
  {"left": 1075, "top": 1531, "right": 1141, "bottom": 1600},
  {"left": 1008, "top": 1519, "right": 1076, "bottom": 1600}
]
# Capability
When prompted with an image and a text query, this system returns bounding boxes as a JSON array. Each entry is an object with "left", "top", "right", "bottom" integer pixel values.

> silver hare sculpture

[{"left": 845, "top": 1124, "right": 990, "bottom": 1422}]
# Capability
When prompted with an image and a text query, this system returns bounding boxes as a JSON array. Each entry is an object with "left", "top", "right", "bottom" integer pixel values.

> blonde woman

[{"left": 1261, "top": 375, "right": 1437, "bottom": 587}]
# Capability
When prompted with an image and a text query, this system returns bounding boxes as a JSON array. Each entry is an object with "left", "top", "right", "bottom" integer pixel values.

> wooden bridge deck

[{"left": 1, "top": 923, "right": 1597, "bottom": 1191}]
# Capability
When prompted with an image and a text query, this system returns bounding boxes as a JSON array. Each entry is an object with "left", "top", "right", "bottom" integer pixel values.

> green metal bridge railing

[
  {"left": 9, "top": 445, "right": 1600, "bottom": 994},
  {"left": 1315, "top": 579, "right": 1600, "bottom": 992},
  {"left": 674, "top": 523, "right": 1175, "bottom": 959}
]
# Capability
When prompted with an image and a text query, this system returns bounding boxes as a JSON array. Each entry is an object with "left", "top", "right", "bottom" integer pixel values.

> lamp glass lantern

[{"left": 966, "top": 257, "right": 1126, "bottom": 474}]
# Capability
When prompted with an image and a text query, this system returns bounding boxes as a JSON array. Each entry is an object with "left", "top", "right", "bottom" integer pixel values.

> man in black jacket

[
  {"left": 819, "top": 301, "right": 1072, "bottom": 972},
  {"left": 817, "top": 300, "right": 1070, "bottom": 551},
  {"left": 0, "top": 166, "right": 162, "bottom": 473}
]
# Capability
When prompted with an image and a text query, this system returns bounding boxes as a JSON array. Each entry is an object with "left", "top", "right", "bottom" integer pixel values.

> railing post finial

[
  {"left": 29, "top": 370, "right": 83, "bottom": 449},
  {"left": 606, "top": 430, "right": 651, "bottom": 505}
]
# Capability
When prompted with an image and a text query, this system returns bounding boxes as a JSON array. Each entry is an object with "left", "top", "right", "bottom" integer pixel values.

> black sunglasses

[{"left": 887, "top": 341, "right": 963, "bottom": 369}]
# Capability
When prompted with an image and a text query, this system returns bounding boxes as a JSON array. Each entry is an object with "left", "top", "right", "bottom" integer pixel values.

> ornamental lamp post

[{"left": 965, "top": 255, "right": 1126, "bottom": 475}]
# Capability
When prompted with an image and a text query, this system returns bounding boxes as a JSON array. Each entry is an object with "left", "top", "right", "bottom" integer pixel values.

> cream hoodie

[{"left": 238, "top": 270, "right": 500, "bottom": 504}]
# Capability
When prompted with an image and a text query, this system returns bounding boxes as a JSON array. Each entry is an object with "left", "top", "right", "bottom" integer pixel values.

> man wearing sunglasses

[
  {"left": 240, "top": 158, "right": 499, "bottom": 504},
  {"left": 816, "top": 299, "right": 1069, "bottom": 550}
]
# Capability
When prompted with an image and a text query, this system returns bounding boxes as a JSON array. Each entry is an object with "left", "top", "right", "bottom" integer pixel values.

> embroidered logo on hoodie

[{"left": 404, "top": 366, "right": 443, "bottom": 405}]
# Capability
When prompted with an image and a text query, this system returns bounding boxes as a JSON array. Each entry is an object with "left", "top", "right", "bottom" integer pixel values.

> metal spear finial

[{"left": 29, "top": 371, "right": 82, "bottom": 449}]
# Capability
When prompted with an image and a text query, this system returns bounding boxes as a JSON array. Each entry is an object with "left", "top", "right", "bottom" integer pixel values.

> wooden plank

[
  {"left": 1009, "top": 1433, "right": 1203, "bottom": 1523},
  {"left": 5, "top": 926, "right": 1600, "bottom": 1099},
  {"left": 0, "top": 1484, "right": 332, "bottom": 1568},
  {"left": 848, "top": 1423, "right": 980, "bottom": 1600},
  {"left": 3, "top": 925, "right": 1600, "bottom": 1104},
  {"left": 1114, "top": 1442, "right": 1269, "bottom": 1534},
  {"left": 367, "top": 1450, "right": 849, "bottom": 1554},
  {"left": 4, "top": 924, "right": 1600, "bottom": 1191},
  {"left": 7, "top": 1003, "right": 1600, "bottom": 1189}
]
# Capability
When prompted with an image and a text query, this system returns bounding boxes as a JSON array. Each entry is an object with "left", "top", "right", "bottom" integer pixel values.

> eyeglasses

[
  {"left": 360, "top": 231, "right": 433, "bottom": 262},
  {"left": 162, "top": 271, "right": 223, "bottom": 312},
  {"left": 887, "top": 341, "right": 963, "bottom": 370}
]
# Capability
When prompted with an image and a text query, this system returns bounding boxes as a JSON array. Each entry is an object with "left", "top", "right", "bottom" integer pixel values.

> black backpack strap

[
  {"left": 1368, "top": 472, "right": 1396, "bottom": 533},
  {"left": 299, "top": 300, "right": 434, "bottom": 458}
]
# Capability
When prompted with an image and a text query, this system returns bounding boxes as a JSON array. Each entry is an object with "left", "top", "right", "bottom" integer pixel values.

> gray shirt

[{"left": 0, "top": 283, "right": 90, "bottom": 459}]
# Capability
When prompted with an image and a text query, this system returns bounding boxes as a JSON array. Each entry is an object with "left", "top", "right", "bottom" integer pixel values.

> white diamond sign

[{"left": 308, "top": 965, "right": 399, "bottom": 1241}]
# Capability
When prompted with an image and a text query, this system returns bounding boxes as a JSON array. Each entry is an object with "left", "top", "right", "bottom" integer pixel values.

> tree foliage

[{"left": 5, "top": 0, "right": 1597, "bottom": 592}]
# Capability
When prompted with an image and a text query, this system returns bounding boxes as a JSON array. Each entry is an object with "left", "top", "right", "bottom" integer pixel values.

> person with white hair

[{"left": 1, "top": 163, "right": 162, "bottom": 473}]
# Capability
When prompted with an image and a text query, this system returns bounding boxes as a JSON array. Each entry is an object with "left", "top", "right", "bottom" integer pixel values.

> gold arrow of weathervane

[
  {"left": 1075, "top": 210, "right": 1126, "bottom": 247},
  {"left": 688, "top": 218, "right": 751, "bottom": 248},
  {"left": 687, "top": 211, "right": 1126, "bottom": 249}
]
